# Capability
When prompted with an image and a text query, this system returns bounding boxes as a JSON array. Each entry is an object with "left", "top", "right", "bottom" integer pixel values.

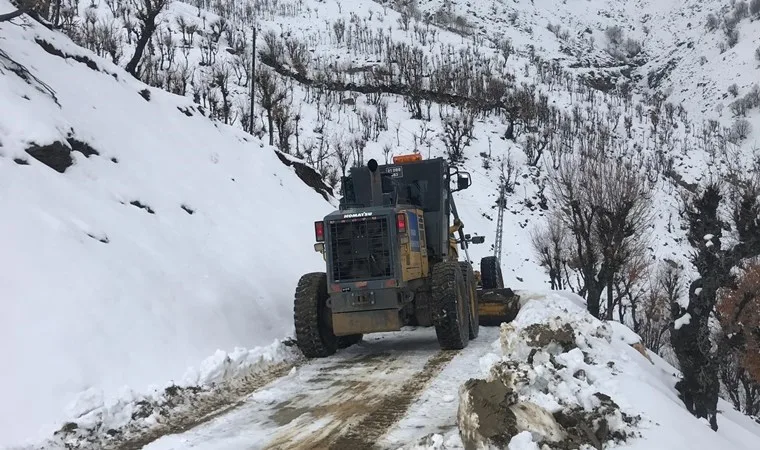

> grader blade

[{"left": 477, "top": 288, "right": 520, "bottom": 326}]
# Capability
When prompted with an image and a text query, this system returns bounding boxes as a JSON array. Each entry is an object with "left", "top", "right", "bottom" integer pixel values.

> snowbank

[
  {"left": 460, "top": 291, "right": 760, "bottom": 449},
  {"left": 0, "top": 5, "right": 331, "bottom": 446}
]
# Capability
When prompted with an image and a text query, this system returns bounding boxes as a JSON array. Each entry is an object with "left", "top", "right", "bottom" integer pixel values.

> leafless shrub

[
  {"left": 383, "top": 143, "right": 392, "bottom": 164},
  {"left": 635, "top": 262, "right": 681, "bottom": 354},
  {"left": 605, "top": 25, "right": 624, "bottom": 46},
  {"left": 735, "top": 1, "right": 750, "bottom": 19},
  {"left": 211, "top": 61, "right": 232, "bottom": 124},
  {"left": 273, "top": 102, "right": 294, "bottom": 153},
  {"left": 729, "top": 119, "right": 752, "bottom": 142},
  {"left": 706, "top": 13, "right": 719, "bottom": 31},
  {"left": 256, "top": 67, "right": 289, "bottom": 146},
  {"left": 498, "top": 38, "right": 513, "bottom": 62},
  {"left": 441, "top": 109, "right": 474, "bottom": 164},
  {"left": 751, "top": 0, "right": 760, "bottom": 16},
  {"left": 260, "top": 30, "right": 284, "bottom": 66},
  {"left": 349, "top": 136, "right": 367, "bottom": 167},
  {"left": 209, "top": 17, "right": 227, "bottom": 44},
  {"left": 531, "top": 214, "right": 569, "bottom": 290},
  {"left": 199, "top": 33, "right": 220, "bottom": 66},
  {"left": 333, "top": 137, "right": 351, "bottom": 176},
  {"left": 285, "top": 37, "right": 310, "bottom": 76},
  {"left": 333, "top": 18, "right": 346, "bottom": 44}
]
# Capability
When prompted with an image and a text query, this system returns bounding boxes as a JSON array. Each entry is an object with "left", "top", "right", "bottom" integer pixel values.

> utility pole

[
  {"left": 249, "top": 25, "right": 257, "bottom": 134},
  {"left": 494, "top": 176, "right": 506, "bottom": 263}
]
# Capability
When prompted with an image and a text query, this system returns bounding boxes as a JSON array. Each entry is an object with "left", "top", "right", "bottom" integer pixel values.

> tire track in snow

[
  {"left": 327, "top": 350, "right": 458, "bottom": 449},
  {"left": 263, "top": 348, "right": 458, "bottom": 449},
  {"left": 141, "top": 329, "right": 470, "bottom": 450}
]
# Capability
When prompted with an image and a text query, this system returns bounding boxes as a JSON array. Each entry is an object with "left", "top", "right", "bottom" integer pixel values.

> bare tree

[
  {"left": 125, "top": 0, "right": 171, "bottom": 78},
  {"left": 285, "top": 36, "right": 310, "bottom": 76},
  {"left": 211, "top": 61, "right": 232, "bottom": 124},
  {"left": 256, "top": 67, "right": 288, "bottom": 146},
  {"left": 531, "top": 214, "right": 568, "bottom": 290},
  {"left": 348, "top": 136, "right": 367, "bottom": 167},
  {"left": 636, "top": 262, "right": 681, "bottom": 354},
  {"left": 546, "top": 151, "right": 655, "bottom": 319},
  {"left": 672, "top": 177, "right": 760, "bottom": 430},
  {"left": 260, "top": 30, "right": 284, "bottom": 65},
  {"left": 333, "top": 137, "right": 351, "bottom": 177},
  {"left": 591, "top": 154, "right": 654, "bottom": 319},
  {"left": 441, "top": 109, "right": 474, "bottom": 164},
  {"left": 273, "top": 102, "right": 294, "bottom": 153}
]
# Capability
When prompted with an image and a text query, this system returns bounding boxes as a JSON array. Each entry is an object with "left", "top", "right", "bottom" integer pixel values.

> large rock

[{"left": 457, "top": 377, "right": 565, "bottom": 450}]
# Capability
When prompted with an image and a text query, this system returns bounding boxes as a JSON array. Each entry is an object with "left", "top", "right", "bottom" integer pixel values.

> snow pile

[
  {"left": 0, "top": 5, "right": 331, "bottom": 447},
  {"left": 50, "top": 340, "right": 301, "bottom": 450},
  {"left": 458, "top": 291, "right": 760, "bottom": 449}
]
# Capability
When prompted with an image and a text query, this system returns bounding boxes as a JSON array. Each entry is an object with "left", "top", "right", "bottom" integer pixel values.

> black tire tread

[
  {"left": 480, "top": 256, "right": 504, "bottom": 289},
  {"left": 294, "top": 272, "right": 338, "bottom": 358},
  {"left": 432, "top": 261, "right": 470, "bottom": 350},
  {"left": 459, "top": 261, "right": 479, "bottom": 339}
]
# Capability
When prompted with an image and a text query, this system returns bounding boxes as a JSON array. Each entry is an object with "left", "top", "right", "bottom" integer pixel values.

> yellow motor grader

[{"left": 293, "top": 154, "right": 519, "bottom": 357}]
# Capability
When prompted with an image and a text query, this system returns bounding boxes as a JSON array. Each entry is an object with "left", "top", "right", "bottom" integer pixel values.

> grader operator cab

[{"left": 293, "top": 154, "right": 517, "bottom": 358}]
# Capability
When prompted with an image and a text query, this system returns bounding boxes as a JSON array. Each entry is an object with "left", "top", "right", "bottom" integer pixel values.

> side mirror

[
  {"left": 454, "top": 172, "right": 471, "bottom": 191},
  {"left": 465, "top": 234, "right": 471, "bottom": 240},
  {"left": 471, "top": 236, "right": 485, "bottom": 244}
]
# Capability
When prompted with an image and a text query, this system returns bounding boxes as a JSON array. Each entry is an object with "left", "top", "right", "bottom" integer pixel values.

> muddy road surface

[{"left": 142, "top": 326, "right": 500, "bottom": 450}]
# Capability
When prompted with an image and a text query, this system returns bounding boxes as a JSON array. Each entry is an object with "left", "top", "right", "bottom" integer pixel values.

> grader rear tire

[
  {"left": 432, "top": 261, "right": 470, "bottom": 350},
  {"left": 459, "top": 261, "right": 479, "bottom": 340},
  {"left": 294, "top": 272, "right": 338, "bottom": 358}
]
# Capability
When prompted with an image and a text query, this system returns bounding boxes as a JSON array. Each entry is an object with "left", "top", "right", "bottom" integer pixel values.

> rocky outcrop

[
  {"left": 274, "top": 150, "right": 333, "bottom": 202},
  {"left": 458, "top": 376, "right": 565, "bottom": 449}
]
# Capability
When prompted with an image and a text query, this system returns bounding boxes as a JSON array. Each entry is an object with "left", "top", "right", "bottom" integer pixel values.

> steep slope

[{"left": 0, "top": 5, "right": 332, "bottom": 446}]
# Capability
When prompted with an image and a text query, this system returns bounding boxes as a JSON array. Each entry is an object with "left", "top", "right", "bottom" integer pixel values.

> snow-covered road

[{"left": 140, "top": 327, "right": 500, "bottom": 450}]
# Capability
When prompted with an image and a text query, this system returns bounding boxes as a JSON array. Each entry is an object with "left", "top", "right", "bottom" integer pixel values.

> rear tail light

[
  {"left": 315, "top": 221, "right": 325, "bottom": 242},
  {"left": 396, "top": 213, "right": 407, "bottom": 233}
]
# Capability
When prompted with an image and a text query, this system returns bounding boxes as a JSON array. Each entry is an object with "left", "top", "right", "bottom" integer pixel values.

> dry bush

[
  {"left": 441, "top": 109, "right": 474, "bottom": 163},
  {"left": 530, "top": 214, "right": 568, "bottom": 290},
  {"left": 718, "top": 262, "right": 760, "bottom": 382},
  {"left": 752, "top": 0, "right": 760, "bottom": 16}
]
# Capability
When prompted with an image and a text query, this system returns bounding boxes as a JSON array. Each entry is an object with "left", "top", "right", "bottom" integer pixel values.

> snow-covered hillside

[
  {"left": 3, "top": 0, "right": 760, "bottom": 447},
  {"left": 0, "top": 3, "right": 333, "bottom": 446},
  {"left": 457, "top": 291, "right": 760, "bottom": 450}
]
